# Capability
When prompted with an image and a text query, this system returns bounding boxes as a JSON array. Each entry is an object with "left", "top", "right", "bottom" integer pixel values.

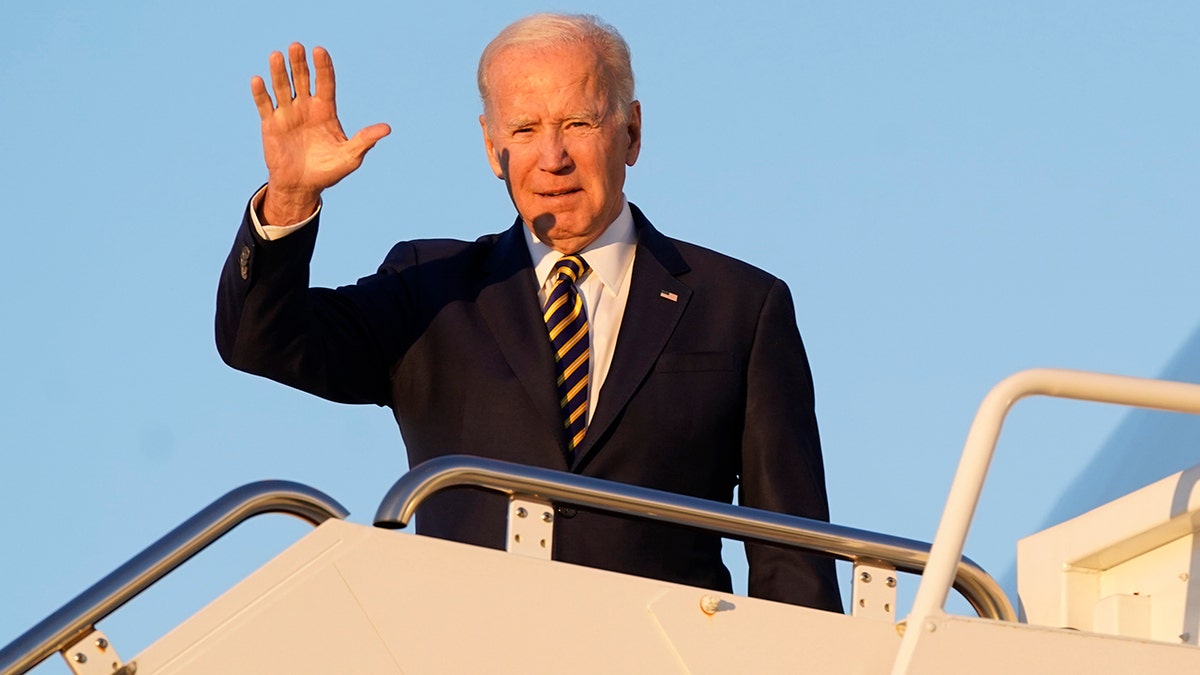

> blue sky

[{"left": 3, "top": 2, "right": 1198, "bottom": 669}]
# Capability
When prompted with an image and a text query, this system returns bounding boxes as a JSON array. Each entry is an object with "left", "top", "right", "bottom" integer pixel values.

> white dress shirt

[{"left": 249, "top": 187, "right": 639, "bottom": 423}]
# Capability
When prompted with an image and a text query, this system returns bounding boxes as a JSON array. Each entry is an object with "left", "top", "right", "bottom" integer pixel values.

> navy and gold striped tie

[{"left": 544, "top": 255, "right": 590, "bottom": 456}]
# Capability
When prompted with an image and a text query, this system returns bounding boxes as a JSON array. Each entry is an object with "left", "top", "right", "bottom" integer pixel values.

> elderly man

[{"left": 217, "top": 13, "right": 841, "bottom": 612}]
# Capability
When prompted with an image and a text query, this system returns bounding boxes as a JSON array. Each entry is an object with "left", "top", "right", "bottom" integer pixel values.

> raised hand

[{"left": 251, "top": 43, "right": 391, "bottom": 225}]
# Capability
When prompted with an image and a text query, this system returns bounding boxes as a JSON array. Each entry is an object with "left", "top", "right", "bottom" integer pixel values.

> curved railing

[
  {"left": 374, "top": 455, "right": 1016, "bottom": 622},
  {"left": 892, "top": 369, "right": 1200, "bottom": 675},
  {"left": 0, "top": 481, "right": 348, "bottom": 675}
]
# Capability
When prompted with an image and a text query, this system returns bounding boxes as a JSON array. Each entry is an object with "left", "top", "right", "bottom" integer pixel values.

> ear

[
  {"left": 623, "top": 101, "right": 643, "bottom": 167},
  {"left": 480, "top": 114, "right": 505, "bottom": 179}
]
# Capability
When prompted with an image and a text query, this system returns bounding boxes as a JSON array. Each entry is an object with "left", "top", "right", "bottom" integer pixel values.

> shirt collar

[{"left": 525, "top": 199, "right": 637, "bottom": 294}]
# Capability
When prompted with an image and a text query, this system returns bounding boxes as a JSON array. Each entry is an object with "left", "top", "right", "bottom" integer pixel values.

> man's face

[{"left": 480, "top": 43, "right": 642, "bottom": 254}]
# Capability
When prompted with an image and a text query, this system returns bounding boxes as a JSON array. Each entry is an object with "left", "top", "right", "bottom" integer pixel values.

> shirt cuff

[{"left": 249, "top": 185, "right": 322, "bottom": 241}]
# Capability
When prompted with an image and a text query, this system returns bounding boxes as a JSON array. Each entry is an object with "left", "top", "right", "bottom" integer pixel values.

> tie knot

[{"left": 552, "top": 255, "right": 589, "bottom": 284}]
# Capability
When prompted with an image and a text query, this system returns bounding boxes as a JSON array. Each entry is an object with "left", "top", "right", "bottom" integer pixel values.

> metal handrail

[
  {"left": 0, "top": 480, "right": 348, "bottom": 675},
  {"left": 374, "top": 455, "right": 1016, "bottom": 622},
  {"left": 893, "top": 369, "right": 1200, "bottom": 675}
]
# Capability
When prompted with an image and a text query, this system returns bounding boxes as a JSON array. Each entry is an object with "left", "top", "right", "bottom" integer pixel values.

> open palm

[{"left": 251, "top": 43, "right": 390, "bottom": 224}]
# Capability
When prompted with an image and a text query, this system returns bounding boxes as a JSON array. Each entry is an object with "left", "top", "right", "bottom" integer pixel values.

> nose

[{"left": 536, "top": 129, "right": 573, "bottom": 173}]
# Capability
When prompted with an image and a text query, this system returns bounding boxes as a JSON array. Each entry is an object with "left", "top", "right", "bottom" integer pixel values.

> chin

[{"left": 539, "top": 219, "right": 582, "bottom": 237}]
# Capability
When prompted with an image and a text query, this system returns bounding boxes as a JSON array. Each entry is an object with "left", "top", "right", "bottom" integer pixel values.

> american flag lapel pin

[{"left": 659, "top": 290, "right": 679, "bottom": 302}]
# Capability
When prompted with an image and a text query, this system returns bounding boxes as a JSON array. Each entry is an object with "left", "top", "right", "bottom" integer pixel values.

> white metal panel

[
  {"left": 134, "top": 524, "right": 403, "bottom": 674},
  {"left": 852, "top": 562, "right": 898, "bottom": 622},
  {"left": 119, "top": 516, "right": 1200, "bottom": 674},
  {"left": 1018, "top": 464, "right": 1200, "bottom": 644},
  {"left": 904, "top": 614, "right": 1200, "bottom": 674},
  {"left": 505, "top": 496, "right": 554, "bottom": 559},
  {"left": 328, "top": 528, "right": 690, "bottom": 674},
  {"left": 1094, "top": 594, "right": 1151, "bottom": 639},
  {"left": 130, "top": 520, "right": 895, "bottom": 674},
  {"left": 648, "top": 591, "right": 898, "bottom": 674},
  {"left": 61, "top": 630, "right": 123, "bottom": 675}
]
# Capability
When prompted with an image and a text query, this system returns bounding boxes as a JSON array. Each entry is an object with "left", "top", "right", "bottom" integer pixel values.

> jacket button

[
  {"left": 239, "top": 245, "right": 251, "bottom": 280},
  {"left": 555, "top": 506, "right": 577, "bottom": 519}
]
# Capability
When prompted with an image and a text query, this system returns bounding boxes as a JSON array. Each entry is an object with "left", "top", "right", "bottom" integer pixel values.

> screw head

[
  {"left": 859, "top": 571, "right": 872, "bottom": 583},
  {"left": 73, "top": 653, "right": 87, "bottom": 664},
  {"left": 516, "top": 507, "right": 528, "bottom": 518},
  {"left": 541, "top": 511, "right": 553, "bottom": 523},
  {"left": 886, "top": 576, "right": 897, "bottom": 588},
  {"left": 95, "top": 637, "right": 109, "bottom": 649}
]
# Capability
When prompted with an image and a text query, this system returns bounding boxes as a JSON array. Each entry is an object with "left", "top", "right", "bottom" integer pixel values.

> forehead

[{"left": 485, "top": 43, "right": 609, "bottom": 115}]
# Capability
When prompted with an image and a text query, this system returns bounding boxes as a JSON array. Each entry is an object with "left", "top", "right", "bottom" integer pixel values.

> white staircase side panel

[
  {"left": 905, "top": 613, "right": 1200, "bottom": 674},
  {"left": 124, "top": 517, "right": 1200, "bottom": 674},
  {"left": 130, "top": 520, "right": 897, "bottom": 674}
]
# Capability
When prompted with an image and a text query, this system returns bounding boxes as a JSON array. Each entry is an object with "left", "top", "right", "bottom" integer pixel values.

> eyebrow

[
  {"left": 501, "top": 110, "right": 606, "bottom": 132},
  {"left": 565, "top": 111, "right": 605, "bottom": 124},
  {"left": 502, "top": 117, "right": 536, "bottom": 130}
]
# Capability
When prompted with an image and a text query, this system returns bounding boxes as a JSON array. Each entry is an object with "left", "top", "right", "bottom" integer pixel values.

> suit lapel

[
  {"left": 475, "top": 220, "right": 569, "bottom": 459},
  {"left": 573, "top": 206, "right": 692, "bottom": 467}
]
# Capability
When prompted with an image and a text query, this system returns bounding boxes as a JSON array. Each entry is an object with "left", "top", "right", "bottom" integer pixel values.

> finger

[
  {"left": 250, "top": 75, "right": 275, "bottom": 120},
  {"left": 347, "top": 123, "right": 392, "bottom": 157},
  {"left": 313, "top": 46, "right": 336, "bottom": 102},
  {"left": 268, "top": 50, "right": 293, "bottom": 107},
  {"left": 289, "top": 42, "right": 311, "bottom": 99}
]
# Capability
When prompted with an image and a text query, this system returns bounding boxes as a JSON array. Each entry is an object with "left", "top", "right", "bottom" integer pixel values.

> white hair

[{"left": 477, "top": 13, "right": 635, "bottom": 123}]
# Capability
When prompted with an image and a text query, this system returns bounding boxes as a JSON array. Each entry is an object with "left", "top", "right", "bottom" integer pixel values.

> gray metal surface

[
  {"left": 374, "top": 455, "right": 1015, "bottom": 622},
  {"left": 0, "top": 481, "right": 348, "bottom": 675}
]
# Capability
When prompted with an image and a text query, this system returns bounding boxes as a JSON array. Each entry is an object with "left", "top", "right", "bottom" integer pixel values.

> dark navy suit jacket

[{"left": 216, "top": 200, "right": 842, "bottom": 612}]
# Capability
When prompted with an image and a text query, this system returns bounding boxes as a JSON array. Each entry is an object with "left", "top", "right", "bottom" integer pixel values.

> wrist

[{"left": 261, "top": 185, "right": 321, "bottom": 226}]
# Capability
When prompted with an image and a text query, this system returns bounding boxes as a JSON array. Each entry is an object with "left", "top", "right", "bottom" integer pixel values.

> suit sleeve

[
  {"left": 215, "top": 196, "right": 413, "bottom": 406},
  {"left": 739, "top": 278, "right": 844, "bottom": 612}
]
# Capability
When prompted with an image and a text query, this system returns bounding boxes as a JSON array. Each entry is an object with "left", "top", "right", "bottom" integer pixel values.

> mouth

[{"left": 537, "top": 188, "right": 582, "bottom": 198}]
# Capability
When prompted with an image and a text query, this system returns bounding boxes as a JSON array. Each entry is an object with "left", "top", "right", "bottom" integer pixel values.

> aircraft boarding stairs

[{"left": 5, "top": 369, "right": 1200, "bottom": 674}]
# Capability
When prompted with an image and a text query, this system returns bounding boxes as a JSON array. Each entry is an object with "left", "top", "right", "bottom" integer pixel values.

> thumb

[{"left": 348, "top": 123, "right": 392, "bottom": 157}]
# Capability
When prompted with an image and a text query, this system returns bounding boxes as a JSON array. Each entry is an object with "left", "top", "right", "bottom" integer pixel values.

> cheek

[
  {"left": 502, "top": 154, "right": 534, "bottom": 187},
  {"left": 579, "top": 148, "right": 618, "bottom": 186},
  {"left": 604, "top": 155, "right": 628, "bottom": 189}
]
